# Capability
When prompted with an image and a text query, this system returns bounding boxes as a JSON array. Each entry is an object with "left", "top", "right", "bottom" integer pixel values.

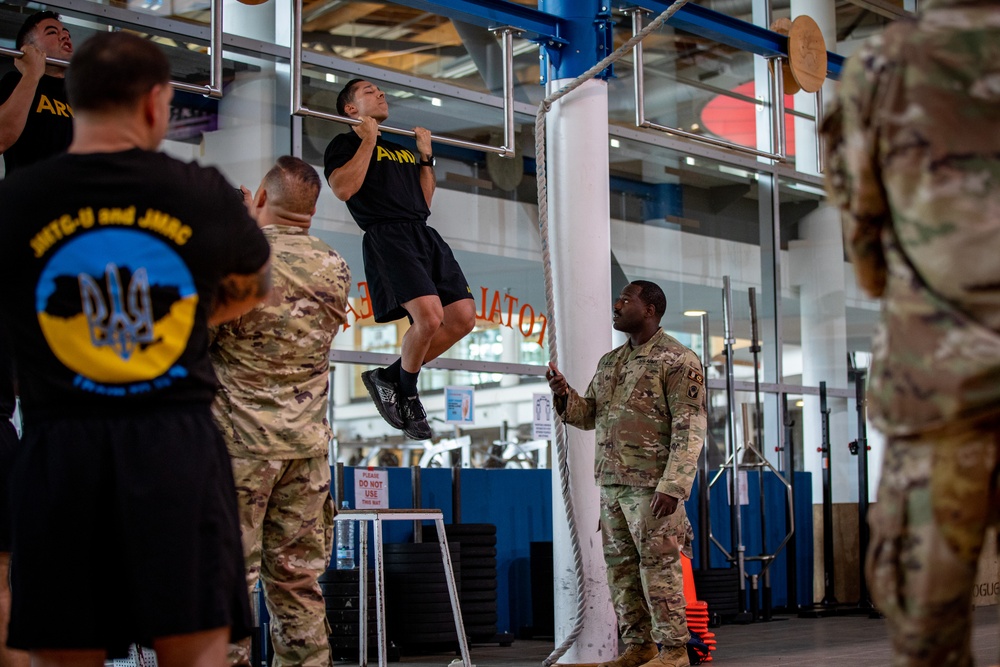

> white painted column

[
  {"left": 788, "top": 207, "right": 852, "bottom": 503},
  {"left": 546, "top": 77, "right": 617, "bottom": 664}
]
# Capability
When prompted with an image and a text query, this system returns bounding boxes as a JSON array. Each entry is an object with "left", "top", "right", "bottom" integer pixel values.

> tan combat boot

[
  {"left": 638, "top": 646, "right": 690, "bottom": 667},
  {"left": 596, "top": 643, "right": 659, "bottom": 667}
]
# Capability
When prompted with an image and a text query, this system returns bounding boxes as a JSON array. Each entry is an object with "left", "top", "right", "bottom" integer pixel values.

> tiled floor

[{"left": 373, "top": 605, "right": 999, "bottom": 667}]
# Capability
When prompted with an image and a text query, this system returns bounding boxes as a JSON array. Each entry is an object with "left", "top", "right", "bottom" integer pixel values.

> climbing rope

[{"left": 536, "top": 2, "right": 690, "bottom": 664}]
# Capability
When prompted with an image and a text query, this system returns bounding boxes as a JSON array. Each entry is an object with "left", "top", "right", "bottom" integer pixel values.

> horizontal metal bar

[
  {"left": 0, "top": 46, "right": 69, "bottom": 68},
  {"left": 0, "top": 45, "right": 221, "bottom": 97},
  {"left": 294, "top": 106, "right": 509, "bottom": 155},
  {"left": 328, "top": 349, "right": 547, "bottom": 377},
  {"left": 641, "top": 119, "right": 783, "bottom": 160},
  {"left": 705, "top": 378, "right": 856, "bottom": 399}
]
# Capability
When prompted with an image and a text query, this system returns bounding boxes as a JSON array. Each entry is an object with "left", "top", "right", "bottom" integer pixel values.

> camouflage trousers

[
  {"left": 228, "top": 456, "right": 334, "bottom": 667},
  {"left": 600, "top": 484, "right": 692, "bottom": 649},
  {"left": 868, "top": 428, "right": 1000, "bottom": 667}
]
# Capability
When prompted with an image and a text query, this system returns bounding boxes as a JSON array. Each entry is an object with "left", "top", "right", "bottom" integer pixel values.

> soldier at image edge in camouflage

[{"left": 822, "top": 2, "right": 1000, "bottom": 665}]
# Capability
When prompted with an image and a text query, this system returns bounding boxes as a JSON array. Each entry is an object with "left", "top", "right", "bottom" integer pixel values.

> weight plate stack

[
  {"left": 693, "top": 568, "right": 740, "bottom": 621},
  {"left": 384, "top": 542, "right": 463, "bottom": 650},
  {"left": 423, "top": 524, "right": 499, "bottom": 643},
  {"left": 321, "top": 568, "right": 384, "bottom": 660}
]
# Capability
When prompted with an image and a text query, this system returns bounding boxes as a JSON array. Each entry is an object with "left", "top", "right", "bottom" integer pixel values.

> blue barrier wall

[{"left": 335, "top": 467, "right": 812, "bottom": 633}]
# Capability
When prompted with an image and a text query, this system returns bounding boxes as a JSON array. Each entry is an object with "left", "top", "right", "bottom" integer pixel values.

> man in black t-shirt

[
  {"left": 0, "top": 11, "right": 74, "bottom": 175},
  {"left": 0, "top": 32, "right": 271, "bottom": 666},
  {"left": 324, "top": 78, "right": 475, "bottom": 440}
]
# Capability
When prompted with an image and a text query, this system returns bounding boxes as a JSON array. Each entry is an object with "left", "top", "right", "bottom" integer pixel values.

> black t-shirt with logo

[
  {"left": 323, "top": 131, "right": 430, "bottom": 230},
  {"left": 0, "top": 73, "right": 74, "bottom": 175},
  {"left": 0, "top": 149, "right": 270, "bottom": 417}
]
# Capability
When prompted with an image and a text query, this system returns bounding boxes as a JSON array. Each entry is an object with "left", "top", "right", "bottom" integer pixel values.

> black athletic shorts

[
  {"left": 362, "top": 221, "right": 473, "bottom": 323},
  {"left": 0, "top": 417, "right": 18, "bottom": 553},
  {"left": 7, "top": 404, "right": 252, "bottom": 651}
]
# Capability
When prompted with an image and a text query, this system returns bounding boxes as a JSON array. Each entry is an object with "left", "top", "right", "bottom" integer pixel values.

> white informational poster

[
  {"left": 444, "top": 386, "right": 475, "bottom": 425},
  {"left": 532, "top": 393, "right": 553, "bottom": 440},
  {"left": 355, "top": 468, "right": 389, "bottom": 509},
  {"left": 724, "top": 470, "right": 750, "bottom": 506}
]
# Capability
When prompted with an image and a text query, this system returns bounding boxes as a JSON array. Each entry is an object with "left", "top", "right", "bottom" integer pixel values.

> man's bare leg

[
  {"left": 418, "top": 299, "right": 476, "bottom": 365},
  {"left": 399, "top": 295, "right": 444, "bottom": 374},
  {"left": 153, "top": 627, "right": 229, "bottom": 667},
  {"left": 392, "top": 296, "right": 475, "bottom": 439},
  {"left": 0, "top": 553, "right": 28, "bottom": 667}
]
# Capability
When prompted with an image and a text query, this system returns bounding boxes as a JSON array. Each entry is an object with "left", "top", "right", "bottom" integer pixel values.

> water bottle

[{"left": 335, "top": 500, "right": 355, "bottom": 570}]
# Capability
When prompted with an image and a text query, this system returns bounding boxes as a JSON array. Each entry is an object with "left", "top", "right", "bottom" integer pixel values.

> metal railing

[{"left": 291, "top": 0, "right": 516, "bottom": 158}]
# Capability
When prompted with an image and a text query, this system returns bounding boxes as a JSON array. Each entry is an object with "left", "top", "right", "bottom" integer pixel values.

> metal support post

[
  {"left": 848, "top": 361, "right": 875, "bottom": 612},
  {"left": 781, "top": 395, "right": 798, "bottom": 610},
  {"left": 721, "top": 277, "right": 748, "bottom": 615},
  {"left": 818, "top": 381, "right": 838, "bottom": 607},
  {"left": 748, "top": 288, "right": 769, "bottom": 617},
  {"left": 698, "top": 313, "right": 712, "bottom": 569}
]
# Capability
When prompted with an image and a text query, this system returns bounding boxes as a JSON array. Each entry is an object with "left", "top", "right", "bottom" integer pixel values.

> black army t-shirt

[
  {"left": 0, "top": 149, "right": 270, "bottom": 417},
  {"left": 323, "top": 131, "right": 430, "bottom": 230},
  {"left": 0, "top": 73, "right": 74, "bottom": 174}
]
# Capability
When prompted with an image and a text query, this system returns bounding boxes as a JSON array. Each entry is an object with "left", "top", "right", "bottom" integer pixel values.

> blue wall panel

[
  {"left": 686, "top": 471, "right": 814, "bottom": 609},
  {"left": 335, "top": 467, "right": 811, "bottom": 633}
]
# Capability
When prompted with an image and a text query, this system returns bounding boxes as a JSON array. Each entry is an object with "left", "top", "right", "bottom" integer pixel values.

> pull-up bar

[
  {"left": 290, "top": 0, "right": 517, "bottom": 158},
  {"left": 628, "top": 7, "right": 789, "bottom": 161},
  {"left": 0, "top": 0, "right": 224, "bottom": 99}
]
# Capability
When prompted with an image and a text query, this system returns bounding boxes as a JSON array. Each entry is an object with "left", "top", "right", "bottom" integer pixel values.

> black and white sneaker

[
  {"left": 399, "top": 395, "right": 433, "bottom": 440},
  {"left": 361, "top": 368, "right": 405, "bottom": 429}
]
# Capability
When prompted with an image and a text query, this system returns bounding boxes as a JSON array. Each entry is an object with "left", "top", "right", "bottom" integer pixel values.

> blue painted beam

[
  {"left": 620, "top": 1, "right": 843, "bottom": 79},
  {"left": 389, "top": 0, "right": 568, "bottom": 45}
]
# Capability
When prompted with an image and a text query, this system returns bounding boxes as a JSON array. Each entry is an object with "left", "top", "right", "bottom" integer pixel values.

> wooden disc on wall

[
  {"left": 486, "top": 131, "right": 524, "bottom": 192},
  {"left": 788, "top": 15, "right": 827, "bottom": 93},
  {"left": 769, "top": 18, "right": 801, "bottom": 95}
]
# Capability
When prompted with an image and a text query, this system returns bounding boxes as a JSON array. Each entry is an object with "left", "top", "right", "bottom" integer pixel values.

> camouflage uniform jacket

[
  {"left": 211, "top": 225, "right": 351, "bottom": 459},
  {"left": 557, "top": 329, "right": 707, "bottom": 500},
  {"left": 823, "top": 0, "right": 1000, "bottom": 437}
]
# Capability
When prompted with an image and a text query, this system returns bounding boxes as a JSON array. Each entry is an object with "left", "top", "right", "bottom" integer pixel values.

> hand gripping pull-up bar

[{"left": 290, "top": 0, "right": 517, "bottom": 159}]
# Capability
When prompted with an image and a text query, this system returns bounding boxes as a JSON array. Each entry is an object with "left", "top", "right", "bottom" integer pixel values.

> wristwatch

[{"left": 419, "top": 155, "right": 436, "bottom": 167}]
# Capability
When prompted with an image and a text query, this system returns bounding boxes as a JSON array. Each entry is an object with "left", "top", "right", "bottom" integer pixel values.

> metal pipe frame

[
  {"left": 815, "top": 86, "right": 825, "bottom": 173},
  {"left": 621, "top": 0, "right": 845, "bottom": 79},
  {"left": 766, "top": 56, "right": 786, "bottom": 158},
  {"left": 292, "top": 0, "right": 516, "bottom": 157},
  {"left": 1, "top": 0, "right": 223, "bottom": 98},
  {"left": 628, "top": 8, "right": 786, "bottom": 162}
]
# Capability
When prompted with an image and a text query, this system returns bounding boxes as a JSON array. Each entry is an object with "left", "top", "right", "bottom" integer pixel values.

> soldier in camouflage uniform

[
  {"left": 823, "top": 3, "right": 1000, "bottom": 665},
  {"left": 547, "top": 281, "right": 707, "bottom": 667},
  {"left": 211, "top": 156, "right": 351, "bottom": 666}
]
